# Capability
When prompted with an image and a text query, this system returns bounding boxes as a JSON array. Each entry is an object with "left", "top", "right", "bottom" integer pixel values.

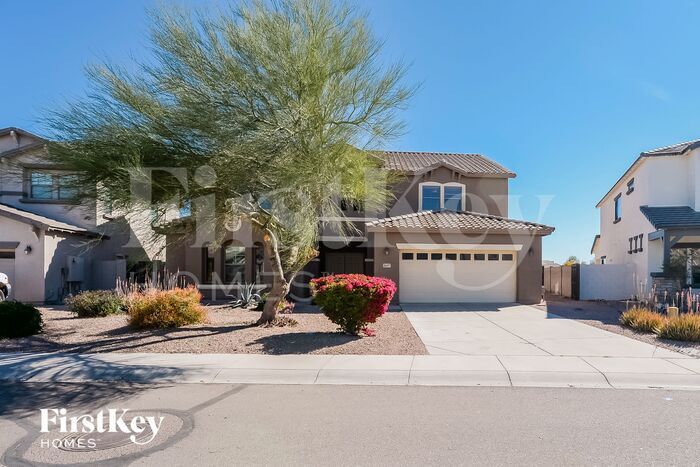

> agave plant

[{"left": 230, "top": 283, "right": 262, "bottom": 309}]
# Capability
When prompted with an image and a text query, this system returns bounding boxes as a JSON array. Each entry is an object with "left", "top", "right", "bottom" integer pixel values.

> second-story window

[
  {"left": 29, "top": 171, "right": 78, "bottom": 201},
  {"left": 614, "top": 194, "right": 622, "bottom": 223},
  {"left": 443, "top": 185, "right": 463, "bottom": 211},
  {"left": 421, "top": 185, "right": 441, "bottom": 211},
  {"left": 420, "top": 183, "right": 465, "bottom": 211}
]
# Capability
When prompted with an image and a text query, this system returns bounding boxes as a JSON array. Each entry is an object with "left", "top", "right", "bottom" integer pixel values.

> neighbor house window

[
  {"left": 419, "top": 183, "right": 465, "bottom": 211},
  {"left": 30, "top": 172, "right": 53, "bottom": 199},
  {"left": 614, "top": 194, "right": 622, "bottom": 222},
  {"left": 223, "top": 244, "right": 246, "bottom": 283},
  {"left": 29, "top": 171, "right": 78, "bottom": 201},
  {"left": 626, "top": 178, "right": 635, "bottom": 195}
]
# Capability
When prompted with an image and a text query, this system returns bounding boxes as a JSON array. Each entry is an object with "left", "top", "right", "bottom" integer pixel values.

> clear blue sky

[{"left": 3, "top": 0, "right": 700, "bottom": 263}]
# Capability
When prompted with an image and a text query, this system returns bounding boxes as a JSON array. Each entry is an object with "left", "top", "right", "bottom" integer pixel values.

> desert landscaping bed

[
  {"left": 0, "top": 306, "right": 426, "bottom": 355},
  {"left": 537, "top": 296, "right": 700, "bottom": 358}
]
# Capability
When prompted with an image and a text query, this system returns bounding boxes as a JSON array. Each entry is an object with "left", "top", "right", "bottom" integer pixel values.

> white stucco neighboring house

[
  {"left": 592, "top": 138, "right": 700, "bottom": 295},
  {"left": 0, "top": 127, "right": 165, "bottom": 303}
]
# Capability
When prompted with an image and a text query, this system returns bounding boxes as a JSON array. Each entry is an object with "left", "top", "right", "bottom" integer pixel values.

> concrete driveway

[{"left": 402, "top": 303, "right": 685, "bottom": 358}]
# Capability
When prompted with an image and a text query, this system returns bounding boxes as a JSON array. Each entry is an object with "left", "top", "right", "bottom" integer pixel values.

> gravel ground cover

[{"left": 0, "top": 305, "right": 426, "bottom": 355}]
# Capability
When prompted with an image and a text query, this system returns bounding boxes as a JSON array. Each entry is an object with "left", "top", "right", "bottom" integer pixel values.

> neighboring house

[
  {"left": 166, "top": 151, "right": 554, "bottom": 304},
  {"left": 0, "top": 127, "right": 164, "bottom": 303},
  {"left": 592, "top": 138, "right": 700, "bottom": 292}
]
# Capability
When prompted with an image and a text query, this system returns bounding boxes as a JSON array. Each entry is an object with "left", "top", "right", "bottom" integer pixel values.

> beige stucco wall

[
  {"left": 0, "top": 216, "right": 46, "bottom": 302},
  {"left": 371, "top": 230, "right": 543, "bottom": 304}
]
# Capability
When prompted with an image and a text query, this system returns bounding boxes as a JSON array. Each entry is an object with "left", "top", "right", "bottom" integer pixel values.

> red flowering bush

[{"left": 310, "top": 274, "right": 396, "bottom": 335}]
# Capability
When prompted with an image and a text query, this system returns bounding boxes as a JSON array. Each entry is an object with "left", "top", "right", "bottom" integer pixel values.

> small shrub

[
  {"left": 310, "top": 274, "right": 396, "bottom": 335},
  {"left": 277, "top": 299, "right": 295, "bottom": 314},
  {"left": 0, "top": 301, "right": 43, "bottom": 338},
  {"left": 127, "top": 287, "right": 206, "bottom": 329},
  {"left": 258, "top": 316, "right": 298, "bottom": 328},
  {"left": 620, "top": 307, "right": 666, "bottom": 333},
  {"left": 657, "top": 314, "right": 700, "bottom": 342},
  {"left": 65, "top": 290, "right": 126, "bottom": 318}
]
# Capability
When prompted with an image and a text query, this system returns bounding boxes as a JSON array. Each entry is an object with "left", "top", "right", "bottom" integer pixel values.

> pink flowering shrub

[{"left": 310, "top": 274, "right": 396, "bottom": 335}]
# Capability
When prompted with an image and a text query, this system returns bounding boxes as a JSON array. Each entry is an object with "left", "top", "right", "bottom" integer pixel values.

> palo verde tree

[{"left": 46, "top": 0, "right": 413, "bottom": 323}]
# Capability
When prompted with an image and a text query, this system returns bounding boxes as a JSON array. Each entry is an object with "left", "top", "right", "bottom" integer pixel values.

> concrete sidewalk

[{"left": 1, "top": 352, "right": 700, "bottom": 390}]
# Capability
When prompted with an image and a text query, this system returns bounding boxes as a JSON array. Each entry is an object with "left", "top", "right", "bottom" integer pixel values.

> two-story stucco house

[
  {"left": 592, "top": 138, "right": 700, "bottom": 293},
  {"left": 0, "top": 127, "right": 163, "bottom": 303},
  {"left": 166, "top": 151, "right": 554, "bottom": 304}
]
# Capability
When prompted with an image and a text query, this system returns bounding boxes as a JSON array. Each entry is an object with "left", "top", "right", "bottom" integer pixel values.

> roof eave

[{"left": 366, "top": 225, "right": 554, "bottom": 235}]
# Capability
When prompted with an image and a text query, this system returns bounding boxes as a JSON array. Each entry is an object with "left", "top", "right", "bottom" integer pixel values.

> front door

[{"left": 325, "top": 252, "right": 365, "bottom": 275}]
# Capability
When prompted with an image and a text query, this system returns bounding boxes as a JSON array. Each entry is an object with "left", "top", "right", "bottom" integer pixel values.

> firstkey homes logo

[{"left": 39, "top": 408, "right": 165, "bottom": 450}]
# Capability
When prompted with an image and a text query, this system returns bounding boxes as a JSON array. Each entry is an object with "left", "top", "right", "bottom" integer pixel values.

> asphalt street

[{"left": 1, "top": 382, "right": 699, "bottom": 466}]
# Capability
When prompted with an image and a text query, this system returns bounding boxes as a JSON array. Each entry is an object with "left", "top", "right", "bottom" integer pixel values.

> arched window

[{"left": 223, "top": 243, "right": 246, "bottom": 283}]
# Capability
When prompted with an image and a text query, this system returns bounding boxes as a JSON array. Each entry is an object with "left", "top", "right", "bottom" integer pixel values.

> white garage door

[{"left": 399, "top": 250, "right": 517, "bottom": 303}]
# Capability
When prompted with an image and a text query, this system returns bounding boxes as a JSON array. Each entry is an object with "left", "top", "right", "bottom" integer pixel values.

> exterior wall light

[
  {"left": 24, "top": 245, "right": 32, "bottom": 255},
  {"left": 384, "top": 247, "right": 390, "bottom": 255}
]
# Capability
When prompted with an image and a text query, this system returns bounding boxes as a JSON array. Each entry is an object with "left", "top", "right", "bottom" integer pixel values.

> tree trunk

[{"left": 257, "top": 228, "right": 288, "bottom": 324}]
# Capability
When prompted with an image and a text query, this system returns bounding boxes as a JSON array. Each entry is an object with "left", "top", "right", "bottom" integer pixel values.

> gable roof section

[
  {"left": 596, "top": 138, "right": 700, "bottom": 207},
  {"left": 0, "top": 127, "right": 48, "bottom": 159},
  {"left": 0, "top": 141, "right": 47, "bottom": 159},
  {"left": 366, "top": 210, "right": 554, "bottom": 234},
  {"left": 0, "top": 203, "right": 102, "bottom": 237},
  {"left": 0, "top": 127, "right": 46, "bottom": 141},
  {"left": 377, "top": 151, "right": 515, "bottom": 178},
  {"left": 639, "top": 205, "right": 700, "bottom": 230},
  {"left": 591, "top": 234, "right": 600, "bottom": 254}
]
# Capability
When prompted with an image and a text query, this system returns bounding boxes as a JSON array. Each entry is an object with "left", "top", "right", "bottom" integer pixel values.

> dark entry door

[{"left": 325, "top": 252, "right": 365, "bottom": 275}]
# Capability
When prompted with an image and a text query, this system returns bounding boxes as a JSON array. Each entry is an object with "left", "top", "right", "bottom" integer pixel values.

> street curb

[{"left": 1, "top": 352, "right": 699, "bottom": 391}]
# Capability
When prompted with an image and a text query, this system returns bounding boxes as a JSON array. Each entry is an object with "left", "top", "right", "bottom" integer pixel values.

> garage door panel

[{"left": 400, "top": 252, "right": 516, "bottom": 303}]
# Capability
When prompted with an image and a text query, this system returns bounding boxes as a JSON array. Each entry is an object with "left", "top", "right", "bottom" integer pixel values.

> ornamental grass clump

[
  {"left": 619, "top": 307, "right": 666, "bottom": 333},
  {"left": 311, "top": 274, "right": 396, "bottom": 336},
  {"left": 127, "top": 287, "right": 206, "bottom": 329},
  {"left": 657, "top": 314, "right": 700, "bottom": 342},
  {"left": 66, "top": 290, "right": 126, "bottom": 318}
]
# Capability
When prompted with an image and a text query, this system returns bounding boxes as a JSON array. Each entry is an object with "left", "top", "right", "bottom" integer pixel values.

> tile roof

[
  {"left": 641, "top": 139, "right": 700, "bottom": 156},
  {"left": 377, "top": 151, "right": 515, "bottom": 177},
  {"left": 639, "top": 205, "right": 700, "bottom": 229},
  {"left": 366, "top": 210, "right": 554, "bottom": 234},
  {"left": 0, "top": 203, "right": 101, "bottom": 236}
]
